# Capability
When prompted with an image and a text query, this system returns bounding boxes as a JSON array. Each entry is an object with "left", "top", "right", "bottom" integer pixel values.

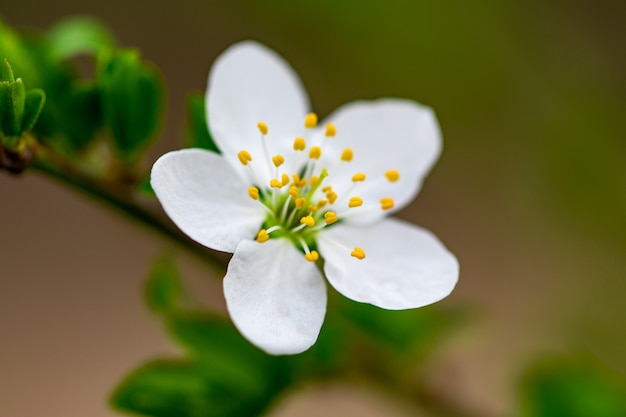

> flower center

[{"left": 238, "top": 113, "right": 398, "bottom": 263}]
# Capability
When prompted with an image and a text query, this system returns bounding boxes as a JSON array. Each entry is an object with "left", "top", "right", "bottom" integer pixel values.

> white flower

[{"left": 151, "top": 41, "right": 459, "bottom": 355}]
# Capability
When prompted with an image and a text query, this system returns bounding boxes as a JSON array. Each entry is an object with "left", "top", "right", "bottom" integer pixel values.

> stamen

[
  {"left": 288, "top": 186, "right": 299, "bottom": 198},
  {"left": 385, "top": 170, "right": 400, "bottom": 182},
  {"left": 257, "top": 122, "right": 268, "bottom": 135},
  {"left": 352, "top": 173, "right": 366, "bottom": 182},
  {"left": 324, "top": 211, "right": 338, "bottom": 225},
  {"left": 256, "top": 229, "right": 269, "bottom": 243},
  {"left": 325, "top": 123, "right": 336, "bottom": 137},
  {"left": 309, "top": 146, "right": 322, "bottom": 160},
  {"left": 322, "top": 185, "right": 332, "bottom": 193},
  {"left": 326, "top": 191, "right": 338, "bottom": 204},
  {"left": 270, "top": 179, "right": 283, "bottom": 188},
  {"left": 307, "top": 205, "right": 318, "bottom": 213},
  {"left": 304, "top": 113, "right": 318, "bottom": 129},
  {"left": 300, "top": 216, "right": 315, "bottom": 227},
  {"left": 351, "top": 247, "right": 366, "bottom": 260},
  {"left": 272, "top": 154, "right": 285, "bottom": 167},
  {"left": 304, "top": 251, "right": 319, "bottom": 262},
  {"left": 238, "top": 150, "right": 252, "bottom": 165},
  {"left": 295, "top": 198, "right": 306, "bottom": 209},
  {"left": 310, "top": 175, "right": 319, "bottom": 187},
  {"left": 341, "top": 148, "right": 354, "bottom": 162},
  {"left": 281, "top": 173, "right": 290, "bottom": 186},
  {"left": 317, "top": 199, "right": 328, "bottom": 209},
  {"left": 380, "top": 197, "right": 394, "bottom": 210},
  {"left": 293, "top": 137, "right": 306, "bottom": 151},
  {"left": 248, "top": 186, "right": 259, "bottom": 200},
  {"left": 348, "top": 197, "right": 363, "bottom": 208}
]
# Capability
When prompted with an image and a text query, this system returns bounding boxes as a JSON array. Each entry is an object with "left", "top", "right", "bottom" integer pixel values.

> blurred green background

[{"left": 1, "top": 1, "right": 625, "bottom": 416}]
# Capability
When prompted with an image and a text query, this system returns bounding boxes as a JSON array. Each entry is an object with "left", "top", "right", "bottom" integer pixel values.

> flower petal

[
  {"left": 318, "top": 218, "right": 458, "bottom": 310},
  {"left": 206, "top": 41, "right": 311, "bottom": 183},
  {"left": 151, "top": 148, "right": 265, "bottom": 253},
  {"left": 315, "top": 99, "right": 442, "bottom": 224},
  {"left": 223, "top": 238, "right": 327, "bottom": 355}
]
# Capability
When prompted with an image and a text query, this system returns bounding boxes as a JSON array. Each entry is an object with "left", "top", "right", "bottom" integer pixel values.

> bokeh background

[{"left": 1, "top": 1, "right": 625, "bottom": 416}]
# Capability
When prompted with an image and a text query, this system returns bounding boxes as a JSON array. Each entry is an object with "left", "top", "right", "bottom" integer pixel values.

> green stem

[{"left": 30, "top": 144, "right": 227, "bottom": 273}]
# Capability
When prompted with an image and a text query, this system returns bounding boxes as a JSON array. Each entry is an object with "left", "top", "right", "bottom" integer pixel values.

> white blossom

[{"left": 151, "top": 41, "right": 458, "bottom": 355}]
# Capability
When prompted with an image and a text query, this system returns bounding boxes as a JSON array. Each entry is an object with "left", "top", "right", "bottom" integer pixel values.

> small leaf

[
  {"left": 185, "top": 92, "right": 219, "bottom": 152},
  {"left": 47, "top": 16, "right": 116, "bottom": 59},
  {"left": 61, "top": 83, "right": 102, "bottom": 149},
  {"left": 1, "top": 58, "right": 15, "bottom": 82},
  {"left": 99, "top": 49, "right": 165, "bottom": 160},
  {"left": 111, "top": 359, "right": 270, "bottom": 417},
  {"left": 338, "top": 299, "right": 463, "bottom": 356},
  {"left": 0, "top": 76, "right": 25, "bottom": 137},
  {"left": 21, "top": 88, "right": 45, "bottom": 131},
  {"left": 145, "top": 256, "right": 185, "bottom": 316},
  {"left": 520, "top": 356, "right": 626, "bottom": 417}
]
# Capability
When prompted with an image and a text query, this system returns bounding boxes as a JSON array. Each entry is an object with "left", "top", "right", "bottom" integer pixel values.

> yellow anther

[
  {"left": 310, "top": 175, "right": 319, "bottom": 187},
  {"left": 324, "top": 211, "right": 338, "bottom": 225},
  {"left": 272, "top": 154, "right": 285, "bottom": 167},
  {"left": 385, "top": 169, "right": 400, "bottom": 182},
  {"left": 307, "top": 205, "right": 318, "bottom": 212},
  {"left": 317, "top": 199, "right": 328, "bottom": 209},
  {"left": 309, "top": 146, "right": 322, "bottom": 160},
  {"left": 380, "top": 197, "right": 395, "bottom": 210},
  {"left": 257, "top": 122, "right": 268, "bottom": 135},
  {"left": 300, "top": 216, "right": 316, "bottom": 227},
  {"left": 248, "top": 186, "right": 259, "bottom": 200},
  {"left": 289, "top": 186, "right": 299, "bottom": 198},
  {"left": 325, "top": 123, "right": 336, "bottom": 137},
  {"left": 326, "top": 191, "right": 338, "bottom": 204},
  {"left": 304, "top": 250, "right": 319, "bottom": 262},
  {"left": 281, "top": 173, "right": 290, "bottom": 186},
  {"left": 295, "top": 198, "right": 306, "bottom": 209},
  {"left": 304, "top": 113, "right": 318, "bottom": 129},
  {"left": 341, "top": 148, "right": 354, "bottom": 162},
  {"left": 293, "top": 137, "right": 306, "bottom": 151},
  {"left": 292, "top": 173, "right": 305, "bottom": 187},
  {"left": 351, "top": 247, "right": 366, "bottom": 260},
  {"left": 270, "top": 179, "right": 283, "bottom": 188},
  {"left": 352, "top": 173, "right": 366, "bottom": 182},
  {"left": 256, "top": 229, "right": 270, "bottom": 243},
  {"left": 238, "top": 150, "right": 252, "bottom": 166},
  {"left": 348, "top": 197, "right": 363, "bottom": 208},
  {"left": 322, "top": 185, "right": 332, "bottom": 193}
]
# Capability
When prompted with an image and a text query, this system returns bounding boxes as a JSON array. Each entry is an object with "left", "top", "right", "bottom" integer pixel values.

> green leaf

[
  {"left": 1, "top": 58, "right": 15, "bottom": 82},
  {"left": 338, "top": 299, "right": 463, "bottom": 357},
  {"left": 0, "top": 75, "right": 25, "bottom": 138},
  {"left": 145, "top": 256, "right": 185, "bottom": 316},
  {"left": 21, "top": 88, "right": 45, "bottom": 131},
  {"left": 47, "top": 16, "right": 116, "bottom": 59},
  {"left": 520, "top": 356, "right": 626, "bottom": 417},
  {"left": 60, "top": 83, "right": 102, "bottom": 149},
  {"left": 99, "top": 49, "right": 164, "bottom": 160},
  {"left": 185, "top": 92, "right": 219, "bottom": 152},
  {"left": 111, "top": 359, "right": 282, "bottom": 417}
]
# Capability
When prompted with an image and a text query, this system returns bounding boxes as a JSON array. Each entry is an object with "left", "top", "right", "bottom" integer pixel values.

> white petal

[
  {"left": 318, "top": 218, "right": 458, "bottom": 310},
  {"left": 151, "top": 148, "right": 265, "bottom": 253},
  {"left": 315, "top": 99, "right": 442, "bottom": 224},
  {"left": 223, "top": 239, "right": 327, "bottom": 355},
  {"left": 206, "top": 41, "right": 310, "bottom": 183}
]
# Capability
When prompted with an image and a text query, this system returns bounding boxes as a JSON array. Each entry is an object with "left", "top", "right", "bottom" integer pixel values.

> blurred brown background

[{"left": 1, "top": 1, "right": 625, "bottom": 416}]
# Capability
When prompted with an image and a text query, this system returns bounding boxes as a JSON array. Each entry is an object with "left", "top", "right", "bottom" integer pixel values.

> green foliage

[
  {"left": 0, "top": 59, "right": 46, "bottom": 147},
  {"left": 520, "top": 356, "right": 626, "bottom": 417},
  {"left": 185, "top": 91, "right": 219, "bottom": 153},
  {"left": 338, "top": 297, "right": 463, "bottom": 357},
  {"left": 47, "top": 16, "right": 115, "bottom": 59},
  {"left": 99, "top": 49, "right": 165, "bottom": 161},
  {"left": 112, "top": 257, "right": 290, "bottom": 417}
]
